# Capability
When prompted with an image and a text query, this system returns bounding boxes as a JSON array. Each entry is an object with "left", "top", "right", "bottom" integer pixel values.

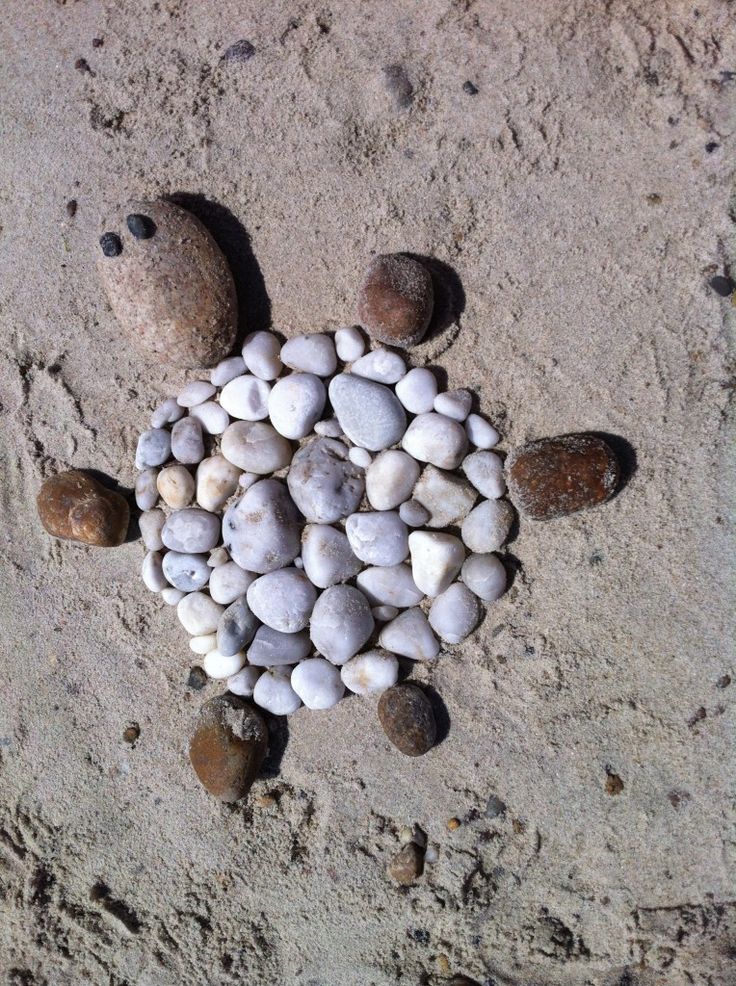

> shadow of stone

[
  {"left": 403, "top": 253, "right": 465, "bottom": 342},
  {"left": 590, "top": 432, "right": 638, "bottom": 497},
  {"left": 422, "top": 684, "right": 450, "bottom": 747},
  {"left": 260, "top": 713, "right": 289, "bottom": 778}
]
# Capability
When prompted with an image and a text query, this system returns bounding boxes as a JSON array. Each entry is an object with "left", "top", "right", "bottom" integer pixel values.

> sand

[{"left": 0, "top": 2, "right": 734, "bottom": 984}]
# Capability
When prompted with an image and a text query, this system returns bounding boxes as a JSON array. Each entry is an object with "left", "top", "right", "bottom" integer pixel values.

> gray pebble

[
  {"left": 328, "top": 374, "right": 406, "bottom": 451},
  {"left": 161, "top": 507, "right": 220, "bottom": 553},
  {"left": 345, "top": 511, "right": 409, "bottom": 566},
  {"left": 141, "top": 550, "right": 167, "bottom": 592},
  {"left": 151, "top": 397, "right": 184, "bottom": 428},
  {"left": 301, "top": 524, "right": 362, "bottom": 588},
  {"left": 171, "top": 416, "right": 205, "bottom": 464},
  {"left": 309, "top": 585, "right": 375, "bottom": 666},
  {"left": 135, "top": 428, "right": 171, "bottom": 469},
  {"left": 287, "top": 438, "right": 365, "bottom": 523},
  {"left": 162, "top": 551, "right": 211, "bottom": 592},
  {"left": 247, "top": 625, "right": 312, "bottom": 667},
  {"left": 247, "top": 568, "right": 317, "bottom": 632},
  {"left": 398, "top": 499, "right": 431, "bottom": 527},
  {"left": 139, "top": 508, "right": 166, "bottom": 551},
  {"left": 135, "top": 468, "right": 159, "bottom": 510},
  {"left": 216, "top": 595, "right": 259, "bottom": 657},
  {"left": 412, "top": 465, "right": 477, "bottom": 528},
  {"left": 222, "top": 478, "right": 302, "bottom": 574}
]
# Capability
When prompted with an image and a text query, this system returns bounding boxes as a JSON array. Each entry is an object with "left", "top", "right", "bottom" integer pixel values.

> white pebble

[
  {"left": 162, "top": 551, "right": 211, "bottom": 592},
  {"left": 461, "top": 500, "right": 514, "bottom": 553},
  {"left": 350, "top": 349, "right": 406, "bottom": 384},
  {"left": 226, "top": 666, "right": 261, "bottom": 697},
  {"left": 247, "top": 625, "right": 312, "bottom": 667},
  {"left": 141, "top": 551, "right": 167, "bottom": 592},
  {"left": 301, "top": 524, "right": 362, "bottom": 589},
  {"left": 223, "top": 478, "right": 301, "bottom": 574},
  {"left": 434, "top": 388, "right": 471, "bottom": 422},
  {"left": 238, "top": 472, "right": 259, "bottom": 490},
  {"left": 371, "top": 605, "right": 399, "bottom": 622},
  {"left": 335, "top": 325, "right": 365, "bottom": 362},
  {"left": 428, "top": 583, "right": 480, "bottom": 644},
  {"left": 293, "top": 556, "right": 303, "bottom": 569},
  {"left": 139, "top": 508, "right": 165, "bottom": 551},
  {"left": 135, "top": 468, "right": 159, "bottom": 510},
  {"left": 203, "top": 649, "right": 245, "bottom": 680},
  {"left": 348, "top": 446, "right": 371, "bottom": 468},
  {"left": 242, "top": 331, "right": 282, "bottom": 381},
  {"left": 314, "top": 417, "right": 343, "bottom": 438},
  {"left": 161, "top": 586, "right": 185, "bottom": 606},
  {"left": 161, "top": 508, "right": 220, "bottom": 553},
  {"left": 211, "top": 355, "right": 246, "bottom": 387},
  {"left": 291, "top": 659, "right": 345, "bottom": 710},
  {"left": 219, "top": 375, "right": 271, "bottom": 421},
  {"left": 408, "top": 531, "right": 465, "bottom": 597},
  {"left": 135, "top": 429, "right": 171, "bottom": 469},
  {"left": 177, "top": 592, "right": 225, "bottom": 635},
  {"left": 177, "top": 380, "right": 216, "bottom": 408},
  {"left": 189, "top": 633, "right": 218, "bottom": 655},
  {"left": 268, "top": 373, "right": 326, "bottom": 439},
  {"left": 196, "top": 455, "right": 241, "bottom": 512},
  {"left": 151, "top": 397, "right": 184, "bottom": 428},
  {"left": 328, "top": 374, "right": 406, "bottom": 451},
  {"left": 345, "top": 512, "right": 409, "bottom": 566},
  {"left": 247, "top": 569, "right": 317, "bottom": 632},
  {"left": 156, "top": 464, "right": 195, "bottom": 509},
  {"left": 207, "top": 546, "right": 230, "bottom": 567},
  {"left": 365, "top": 450, "right": 420, "bottom": 511},
  {"left": 461, "top": 554, "right": 506, "bottom": 602},
  {"left": 253, "top": 668, "right": 302, "bottom": 715},
  {"left": 412, "top": 465, "right": 476, "bottom": 528},
  {"left": 171, "top": 416, "right": 205, "bottom": 465},
  {"left": 189, "top": 401, "right": 230, "bottom": 435},
  {"left": 395, "top": 367, "right": 437, "bottom": 414},
  {"left": 402, "top": 412, "right": 468, "bottom": 469},
  {"left": 399, "top": 499, "right": 431, "bottom": 527},
  {"left": 208, "top": 561, "right": 257, "bottom": 605},
  {"left": 341, "top": 649, "right": 399, "bottom": 695},
  {"left": 220, "top": 421, "right": 292, "bottom": 474},
  {"left": 309, "top": 585, "right": 374, "bottom": 665},
  {"left": 379, "top": 608, "right": 439, "bottom": 661},
  {"left": 462, "top": 451, "right": 505, "bottom": 499},
  {"left": 281, "top": 333, "right": 337, "bottom": 377},
  {"left": 465, "top": 413, "right": 499, "bottom": 449},
  {"left": 355, "top": 564, "right": 424, "bottom": 608}
]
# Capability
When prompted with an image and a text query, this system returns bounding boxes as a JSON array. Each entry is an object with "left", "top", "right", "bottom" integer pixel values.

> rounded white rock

[
  {"left": 365, "top": 450, "right": 420, "bottom": 511},
  {"left": 161, "top": 586, "right": 185, "bottom": 606},
  {"left": 395, "top": 367, "right": 437, "bottom": 414},
  {"left": 226, "top": 665, "right": 262, "bottom": 697},
  {"left": 189, "top": 633, "right": 218, "bottom": 655},
  {"left": 135, "top": 468, "right": 159, "bottom": 510},
  {"left": 220, "top": 421, "right": 292, "bottom": 474},
  {"left": 247, "top": 625, "right": 312, "bottom": 667},
  {"left": 402, "top": 412, "right": 468, "bottom": 469},
  {"left": 222, "top": 478, "right": 302, "bottom": 573},
  {"left": 350, "top": 348, "right": 406, "bottom": 384},
  {"left": 371, "top": 605, "right": 399, "bottom": 622},
  {"left": 412, "top": 465, "right": 476, "bottom": 528},
  {"left": 291, "top": 658, "right": 345, "bottom": 710},
  {"left": 156, "top": 464, "right": 195, "bottom": 509},
  {"left": 345, "top": 511, "right": 409, "bottom": 567},
  {"left": 428, "top": 582, "right": 481, "bottom": 644},
  {"left": 462, "top": 451, "right": 505, "bottom": 499},
  {"left": 355, "top": 564, "right": 424, "bottom": 608},
  {"left": 135, "top": 429, "right": 171, "bottom": 470},
  {"left": 211, "top": 355, "right": 246, "bottom": 387},
  {"left": 237, "top": 472, "right": 259, "bottom": 491},
  {"left": 348, "top": 446, "right": 372, "bottom": 468},
  {"left": 151, "top": 397, "right": 184, "bottom": 429},
  {"left": 328, "top": 374, "right": 406, "bottom": 451},
  {"left": 253, "top": 668, "right": 302, "bottom": 716},
  {"left": 434, "top": 388, "right": 472, "bottom": 422},
  {"left": 314, "top": 417, "right": 343, "bottom": 438},
  {"left": 171, "top": 416, "right": 205, "bottom": 465},
  {"left": 219, "top": 375, "right": 271, "bottom": 421},
  {"left": 340, "top": 649, "right": 399, "bottom": 695},
  {"left": 246, "top": 568, "right": 317, "bottom": 632},
  {"left": 162, "top": 551, "right": 211, "bottom": 592},
  {"left": 461, "top": 553, "right": 506, "bottom": 602},
  {"left": 465, "top": 413, "right": 499, "bottom": 449},
  {"left": 141, "top": 551, "right": 167, "bottom": 592},
  {"left": 461, "top": 499, "right": 515, "bottom": 553},
  {"left": 203, "top": 648, "right": 245, "bottom": 680},
  {"left": 335, "top": 325, "right": 365, "bottom": 362},
  {"left": 140, "top": 508, "right": 166, "bottom": 551},
  {"left": 208, "top": 560, "right": 257, "bottom": 605},
  {"left": 196, "top": 454, "right": 241, "bottom": 512},
  {"left": 161, "top": 508, "right": 220, "bottom": 553},
  {"left": 177, "top": 592, "right": 225, "bottom": 635},
  {"left": 408, "top": 530, "right": 465, "bottom": 597},
  {"left": 242, "top": 331, "right": 282, "bottom": 381},
  {"left": 309, "top": 585, "right": 374, "bottom": 665},
  {"left": 268, "top": 373, "right": 326, "bottom": 440},
  {"left": 301, "top": 524, "right": 362, "bottom": 589},
  {"left": 281, "top": 333, "right": 337, "bottom": 377},
  {"left": 379, "top": 607, "right": 439, "bottom": 661},
  {"left": 189, "top": 401, "right": 230, "bottom": 435},
  {"left": 398, "top": 498, "right": 431, "bottom": 528},
  {"left": 177, "top": 380, "right": 216, "bottom": 408}
]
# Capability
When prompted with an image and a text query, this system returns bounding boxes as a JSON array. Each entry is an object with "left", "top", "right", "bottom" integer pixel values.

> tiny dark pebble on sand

[
  {"left": 605, "top": 770, "right": 624, "bottom": 795},
  {"left": 75, "top": 57, "right": 93, "bottom": 74},
  {"left": 717, "top": 674, "right": 731, "bottom": 688},
  {"left": 222, "top": 39, "right": 256, "bottom": 63},
  {"left": 188, "top": 666, "right": 208, "bottom": 690},
  {"left": 66, "top": 199, "right": 77, "bottom": 218},
  {"left": 463, "top": 80, "right": 479, "bottom": 95},
  {"left": 126, "top": 213, "right": 156, "bottom": 240},
  {"left": 99, "top": 232, "right": 122, "bottom": 257},
  {"left": 92, "top": 37, "right": 104, "bottom": 47},
  {"left": 709, "top": 275, "right": 734, "bottom": 297},
  {"left": 122, "top": 723, "right": 140, "bottom": 745},
  {"left": 383, "top": 64, "right": 413, "bottom": 109},
  {"left": 705, "top": 141, "right": 719, "bottom": 153}
]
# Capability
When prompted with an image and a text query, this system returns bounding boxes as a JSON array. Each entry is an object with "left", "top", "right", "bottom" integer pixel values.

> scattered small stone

[
  {"left": 424, "top": 844, "right": 438, "bottom": 864},
  {"left": 189, "top": 694, "right": 268, "bottom": 802},
  {"left": 135, "top": 428, "right": 171, "bottom": 469},
  {"left": 465, "top": 413, "right": 499, "bottom": 449},
  {"left": 287, "top": 438, "right": 364, "bottom": 523},
  {"left": 605, "top": 770, "right": 624, "bottom": 796},
  {"left": 447, "top": 817, "right": 461, "bottom": 831},
  {"left": 220, "top": 420, "right": 292, "bottom": 474},
  {"left": 378, "top": 684, "right": 437, "bottom": 756},
  {"left": 434, "top": 388, "right": 471, "bottom": 422},
  {"left": 247, "top": 568, "right": 317, "bottom": 632},
  {"left": 99, "top": 231, "right": 122, "bottom": 257},
  {"left": 357, "top": 254, "right": 434, "bottom": 349},
  {"left": 383, "top": 63, "right": 414, "bottom": 110},
  {"left": 461, "top": 499, "right": 514, "bottom": 553},
  {"left": 402, "top": 412, "right": 468, "bottom": 469},
  {"left": 314, "top": 417, "right": 343, "bottom": 438},
  {"left": 395, "top": 367, "right": 437, "bottom": 414},
  {"left": 92, "top": 37, "right": 104, "bottom": 47},
  {"left": 341, "top": 649, "right": 399, "bottom": 695},
  {"left": 291, "top": 658, "right": 345, "bottom": 709},
  {"left": 208, "top": 548, "right": 229, "bottom": 568},
  {"left": 126, "top": 213, "right": 156, "bottom": 240},
  {"left": 122, "top": 723, "right": 140, "bottom": 745},
  {"left": 379, "top": 607, "right": 439, "bottom": 661},
  {"left": 203, "top": 648, "right": 246, "bottom": 680},
  {"left": 387, "top": 842, "right": 424, "bottom": 885},
  {"left": 351, "top": 348, "right": 406, "bottom": 384},
  {"left": 335, "top": 325, "right": 365, "bottom": 362},
  {"left": 219, "top": 375, "right": 271, "bottom": 420},
  {"left": 37, "top": 470, "right": 129, "bottom": 547},
  {"left": 242, "top": 331, "right": 282, "bottom": 380},
  {"left": 66, "top": 199, "right": 77, "bottom": 218},
  {"left": 222, "top": 39, "right": 256, "bottom": 62},
  {"left": 281, "top": 333, "right": 337, "bottom": 377},
  {"left": 253, "top": 668, "right": 302, "bottom": 715},
  {"left": 348, "top": 446, "right": 372, "bottom": 468},
  {"left": 170, "top": 416, "right": 205, "bottom": 465},
  {"left": 428, "top": 583, "right": 480, "bottom": 644},
  {"left": 309, "top": 585, "right": 374, "bottom": 665},
  {"left": 485, "top": 794, "right": 506, "bottom": 818},
  {"left": 709, "top": 274, "right": 735, "bottom": 297},
  {"left": 461, "top": 553, "right": 506, "bottom": 602},
  {"left": 366, "top": 450, "right": 420, "bottom": 511},
  {"left": 399, "top": 499, "right": 431, "bottom": 527},
  {"left": 157, "top": 464, "right": 195, "bottom": 508},
  {"left": 717, "top": 674, "right": 731, "bottom": 689},
  {"left": 187, "top": 666, "right": 208, "bottom": 690},
  {"left": 75, "top": 56, "right": 93, "bottom": 74},
  {"left": 329, "top": 373, "right": 406, "bottom": 451}
]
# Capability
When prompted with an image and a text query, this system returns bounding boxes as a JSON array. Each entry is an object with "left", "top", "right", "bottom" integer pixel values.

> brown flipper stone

[
  {"left": 377, "top": 683, "right": 436, "bottom": 757},
  {"left": 37, "top": 470, "right": 129, "bottom": 547},
  {"left": 189, "top": 695, "right": 268, "bottom": 802},
  {"left": 357, "top": 254, "right": 434, "bottom": 349}
]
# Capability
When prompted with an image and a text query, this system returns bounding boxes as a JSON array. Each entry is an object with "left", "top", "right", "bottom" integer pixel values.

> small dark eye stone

[
  {"left": 126, "top": 213, "right": 156, "bottom": 239},
  {"left": 99, "top": 232, "right": 122, "bottom": 257}
]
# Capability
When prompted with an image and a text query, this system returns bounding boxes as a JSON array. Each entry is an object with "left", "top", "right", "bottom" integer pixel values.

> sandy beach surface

[{"left": 1, "top": 2, "right": 734, "bottom": 984}]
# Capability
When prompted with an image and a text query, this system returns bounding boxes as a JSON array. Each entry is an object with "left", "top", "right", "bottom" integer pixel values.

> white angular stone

[
  {"left": 428, "top": 582, "right": 480, "bottom": 644},
  {"left": 371, "top": 605, "right": 399, "bottom": 622},
  {"left": 462, "top": 451, "right": 505, "bottom": 499},
  {"left": 141, "top": 551, "right": 167, "bottom": 592},
  {"left": 340, "top": 649, "right": 399, "bottom": 695},
  {"left": 151, "top": 397, "right": 184, "bottom": 429},
  {"left": 211, "top": 355, "right": 246, "bottom": 387},
  {"left": 203, "top": 648, "right": 245, "bottom": 680},
  {"left": 189, "top": 401, "right": 230, "bottom": 435},
  {"left": 461, "top": 553, "right": 506, "bottom": 602},
  {"left": 162, "top": 508, "right": 220, "bottom": 553},
  {"left": 350, "top": 348, "right": 406, "bottom": 384},
  {"left": 247, "top": 568, "right": 317, "bottom": 632},
  {"left": 291, "top": 658, "right": 345, "bottom": 710},
  {"left": 207, "top": 546, "right": 229, "bottom": 567},
  {"left": 162, "top": 551, "right": 211, "bottom": 592},
  {"left": 189, "top": 633, "right": 218, "bottom": 654},
  {"left": 379, "top": 608, "right": 439, "bottom": 661},
  {"left": 156, "top": 464, "right": 195, "bottom": 509},
  {"left": 365, "top": 450, "right": 420, "bottom": 511},
  {"left": 412, "top": 465, "right": 476, "bottom": 528},
  {"left": 309, "top": 585, "right": 374, "bottom": 665},
  {"left": 242, "top": 331, "right": 282, "bottom": 381},
  {"left": 139, "top": 508, "right": 166, "bottom": 551},
  {"left": 222, "top": 478, "right": 302, "bottom": 573},
  {"left": 395, "top": 367, "right": 437, "bottom": 414},
  {"left": 171, "top": 416, "right": 205, "bottom": 465},
  {"left": 161, "top": 586, "right": 185, "bottom": 606},
  {"left": 268, "top": 373, "right": 326, "bottom": 439},
  {"left": 135, "top": 468, "right": 159, "bottom": 510},
  {"left": 402, "top": 412, "right": 468, "bottom": 469},
  {"left": 226, "top": 665, "right": 262, "bottom": 697},
  {"left": 208, "top": 561, "right": 257, "bottom": 605},
  {"left": 328, "top": 374, "right": 406, "bottom": 451},
  {"left": 465, "top": 413, "right": 499, "bottom": 449},
  {"left": 220, "top": 421, "right": 292, "bottom": 474},
  {"left": 177, "top": 380, "right": 216, "bottom": 408},
  {"left": 461, "top": 499, "right": 514, "bottom": 553},
  {"left": 281, "top": 333, "right": 337, "bottom": 377},
  {"left": 177, "top": 592, "right": 225, "bottom": 635},
  {"left": 247, "top": 625, "right": 312, "bottom": 667},
  {"left": 399, "top": 499, "right": 431, "bottom": 527},
  {"left": 196, "top": 454, "right": 241, "bottom": 512},
  {"left": 348, "top": 446, "right": 372, "bottom": 468},
  {"left": 335, "top": 325, "right": 365, "bottom": 362},
  {"left": 135, "top": 428, "right": 171, "bottom": 469},
  {"left": 345, "top": 511, "right": 409, "bottom": 566},
  {"left": 253, "top": 668, "right": 302, "bottom": 715},
  {"left": 287, "top": 438, "right": 364, "bottom": 523},
  {"left": 301, "top": 524, "right": 362, "bottom": 589},
  {"left": 314, "top": 417, "right": 343, "bottom": 438},
  {"left": 219, "top": 375, "right": 271, "bottom": 420},
  {"left": 434, "top": 388, "right": 471, "bottom": 422},
  {"left": 355, "top": 564, "right": 424, "bottom": 608},
  {"left": 408, "top": 531, "right": 465, "bottom": 597}
]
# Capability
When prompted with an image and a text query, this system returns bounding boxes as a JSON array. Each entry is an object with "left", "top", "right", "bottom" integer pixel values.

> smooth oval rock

[
  {"left": 340, "top": 649, "right": 399, "bottom": 696},
  {"left": 350, "top": 348, "right": 406, "bottom": 384},
  {"left": 162, "top": 551, "right": 211, "bottom": 592},
  {"left": 287, "top": 438, "right": 364, "bottom": 523},
  {"left": 189, "top": 695, "right": 268, "bottom": 802},
  {"left": 428, "top": 582, "right": 480, "bottom": 644},
  {"left": 461, "top": 553, "right": 506, "bottom": 602},
  {"left": 408, "top": 531, "right": 465, "bottom": 597},
  {"left": 309, "top": 585, "right": 374, "bottom": 665},
  {"left": 387, "top": 842, "right": 424, "bottom": 885},
  {"left": 301, "top": 524, "right": 362, "bottom": 589},
  {"left": 328, "top": 374, "right": 406, "bottom": 451},
  {"left": 208, "top": 561, "right": 256, "bottom": 605},
  {"left": 357, "top": 254, "right": 434, "bottom": 348},
  {"left": 398, "top": 499, "right": 431, "bottom": 527},
  {"left": 171, "top": 416, "right": 205, "bottom": 465},
  {"left": 226, "top": 666, "right": 261, "bottom": 698},
  {"left": 335, "top": 325, "right": 365, "bottom": 362},
  {"left": 412, "top": 465, "right": 476, "bottom": 528},
  {"left": 37, "top": 470, "right": 129, "bottom": 547},
  {"left": 189, "top": 401, "right": 230, "bottom": 435},
  {"left": 379, "top": 607, "right": 439, "bottom": 661},
  {"left": 220, "top": 420, "right": 292, "bottom": 474},
  {"left": 281, "top": 333, "right": 337, "bottom": 377},
  {"left": 190, "top": 632, "right": 218, "bottom": 654},
  {"left": 505, "top": 434, "right": 620, "bottom": 521},
  {"left": 247, "top": 568, "right": 317, "bottom": 633},
  {"left": 268, "top": 373, "right": 326, "bottom": 439},
  {"left": 355, "top": 564, "right": 424, "bottom": 608},
  {"left": 462, "top": 451, "right": 505, "bottom": 499},
  {"left": 151, "top": 397, "right": 185, "bottom": 428},
  {"left": 395, "top": 367, "right": 437, "bottom": 414},
  {"left": 242, "top": 331, "right": 282, "bottom": 380},
  {"left": 203, "top": 648, "right": 246, "bottom": 680},
  {"left": 217, "top": 595, "right": 259, "bottom": 656},
  {"left": 465, "top": 413, "right": 499, "bottom": 449},
  {"left": 434, "top": 388, "right": 471, "bottom": 422},
  {"left": 135, "top": 428, "right": 171, "bottom": 469},
  {"left": 253, "top": 668, "right": 302, "bottom": 715},
  {"left": 156, "top": 464, "right": 195, "bottom": 508},
  {"left": 222, "top": 478, "right": 302, "bottom": 573},
  {"left": 211, "top": 355, "right": 245, "bottom": 387},
  {"left": 177, "top": 592, "right": 225, "bottom": 635},
  {"left": 378, "top": 684, "right": 437, "bottom": 756},
  {"left": 141, "top": 550, "right": 167, "bottom": 592},
  {"left": 460, "top": 499, "right": 515, "bottom": 553},
  {"left": 365, "top": 450, "right": 420, "bottom": 511},
  {"left": 196, "top": 454, "right": 241, "bottom": 513},
  {"left": 291, "top": 658, "right": 345, "bottom": 710},
  {"left": 402, "top": 412, "right": 468, "bottom": 469},
  {"left": 139, "top": 508, "right": 166, "bottom": 551},
  {"left": 99, "top": 199, "right": 237, "bottom": 368},
  {"left": 161, "top": 508, "right": 220, "bottom": 553},
  {"left": 135, "top": 468, "right": 159, "bottom": 510},
  {"left": 177, "top": 380, "right": 216, "bottom": 407},
  {"left": 346, "top": 511, "right": 409, "bottom": 567},
  {"left": 247, "top": 625, "right": 312, "bottom": 667},
  {"left": 219, "top": 375, "right": 271, "bottom": 420},
  {"left": 348, "top": 446, "right": 372, "bottom": 469}
]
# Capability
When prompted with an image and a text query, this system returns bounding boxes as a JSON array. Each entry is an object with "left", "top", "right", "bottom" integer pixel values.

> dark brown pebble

[
  {"left": 189, "top": 695, "right": 268, "bottom": 802},
  {"left": 387, "top": 841, "right": 424, "bottom": 885},
  {"left": 37, "top": 470, "right": 129, "bottom": 547},
  {"left": 66, "top": 199, "right": 77, "bottom": 218},
  {"left": 505, "top": 434, "right": 620, "bottom": 521},
  {"left": 75, "top": 57, "right": 93, "bottom": 74},
  {"left": 357, "top": 253, "right": 434, "bottom": 349},
  {"left": 188, "top": 666, "right": 208, "bottom": 690},
  {"left": 126, "top": 213, "right": 156, "bottom": 240},
  {"left": 378, "top": 684, "right": 436, "bottom": 757},
  {"left": 383, "top": 64, "right": 413, "bottom": 109},
  {"left": 122, "top": 723, "right": 140, "bottom": 745},
  {"left": 463, "top": 80, "right": 479, "bottom": 95},
  {"left": 100, "top": 231, "right": 122, "bottom": 257},
  {"left": 605, "top": 771, "right": 624, "bottom": 795},
  {"left": 92, "top": 37, "right": 104, "bottom": 47}
]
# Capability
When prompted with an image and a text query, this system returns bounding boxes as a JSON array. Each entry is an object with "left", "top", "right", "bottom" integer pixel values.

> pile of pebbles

[{"left": 135, "top": 328, "right": 513, "bottom": 717}]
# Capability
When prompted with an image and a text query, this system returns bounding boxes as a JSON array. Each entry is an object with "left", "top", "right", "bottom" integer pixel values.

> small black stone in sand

[
  {"left": 92, "top": 37, "right": 104, "bottom": 47},
  {"left": 222, "top": 39, "right": 256, "bottom": 63},
  {"left": 709, "top": 275, "right": 734, "bottom": 297},
  {"left": 705, "top": 141, "right": 719, "bottom": 153},
  {"left": 66, "top": 199, "right": 77, "bottom": 219},
  {"left": 75, "top": 57, "right": 93, "bottom": 74},
  {"left": 99, "top": 232, "right": 122, "bottom": 257},
  {"left": 188, "top": 666, "right": 208, "bottom": 690},
  {"left": 126, "top": 213, "right": 156, "bottom": 240},
  {"left": 463, "top": 80, "right": 479, "bottom": 95}
]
